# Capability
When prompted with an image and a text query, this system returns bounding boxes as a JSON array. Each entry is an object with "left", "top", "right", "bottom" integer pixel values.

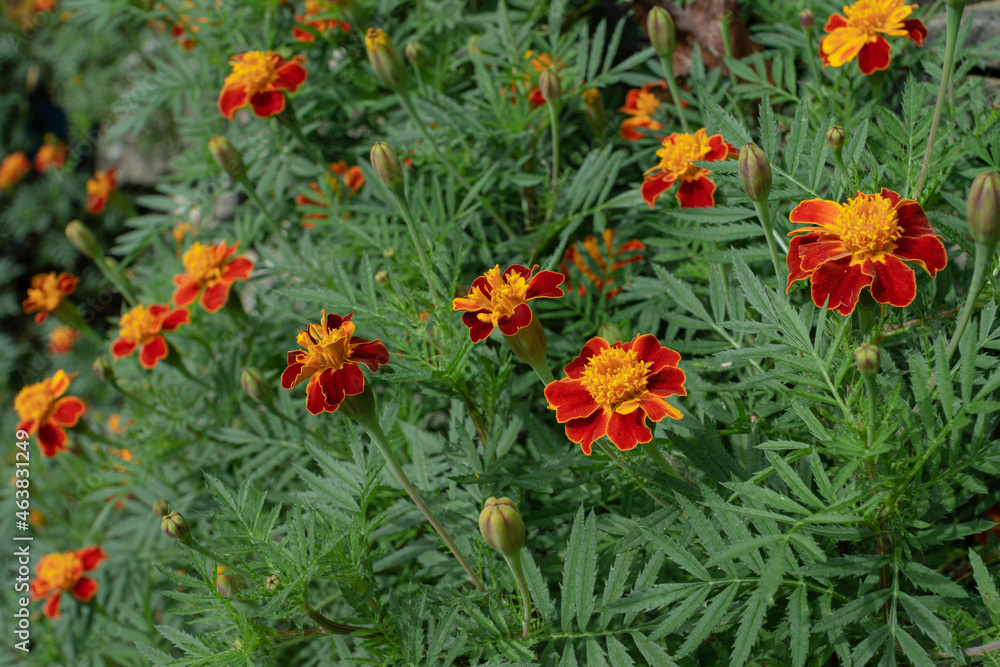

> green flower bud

[
  {"left": 479, "top": 497, "right": 525, "bottom": 558},
  {"left": 370, "top": 142, "right": 405, "bottom": 195},
  {"left": 504, "top": 315, "right": 548, "bottom": 370},
  {"left": 374, "top": 270, "right": 390, "bottom": 286},
  {"left": 826, "top": 126, "right": 845, "bottom": 152},
  {"left": 646, "top": 7, "right": 675, "bottom": 59},
  {"left": 208, "top": 136, "right": 244, "bottom": 179},
  {"left": 539, "top": 68, "right": 561, "bottom": 104},
  {"left": 365, "top": 28, "right": 407, "bottom": 91},
  {"left": 65, "top": 220, "right": 103, "bottom": 259},
  {"left": 264, "top": 574, "right": 280, "bottom": 593},
  {"left": 598, "top": 322, "right": 623, "bottom": 345},
  {"left": 93, "top": 357, "right": 115, "bottom": 384},
  {"left": 240, "top": 367, "right": 272, "bottom": 405},
  {"left": 738, "top": 143, "right": 772, "bottom": 203},
  {"left": 467, "top": 34, "right": 483, "bottom": 56},
  {"left": 161, "top": 511, "right": 191, "bottom": 542},
  {"left": 215, "top": 567, "right": 241, "bottom": 598},
  {"left": 967, "top": 170, "right": 1000, "bottom": 246},
  {"left": 798, "top": 9, "right": 814, "bottom": 32},
  {"left": 152, "top": 499, "right": 169, "bottom": 518},
  {"left": 405, "top": 40, "right": 425, "bottom": 65},
  {"left": 582, "top": 88, "right": 606, "bottom": 140},
  {"left": 854, "top": 343, "right": 880, "bottom": 376}
]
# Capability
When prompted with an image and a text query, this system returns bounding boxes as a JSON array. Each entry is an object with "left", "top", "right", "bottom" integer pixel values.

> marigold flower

[
  {"left": 641, "top": 128, "right": 736, "bottom": 209},
  {"left": 0, "top": 151, "right": 31, "bottom": 189},
  {"left": 619, "top": 81, "right": 666, "bottom": 141},
  {"left": 293, "top": 0, "right": 350, "bottom": 42},
  {"left": 14, "top": 370, "right": 87, "bottom": 458},
  {"left": 544, "top": 335, "right": 686, "bottom": 455},
  {"left": 560, "top": 229, "right": 645, "bottom": 299},
  {"left": 111, "top": 303, "right": 191, "bottom": 369},
  {"left": 296, "top": 161, "right": 365, "bottom": 227},
  {"left": 34, "top": 138, "right": 68, "bottom": 173},
  {"left": 23, "top": 271, "right": 78, "bottom": 324},
  {"left": 218, "top": 50, "right": 307, "bottom": 120},
  {"left": 85, "top": 169, "right": 117, "bottom": 214},
  {"left": 975, "top": 502, "right": 1000, "bottom": 546},
  {"left": 452, "top": 264, "right": 565, "bottom": 343},
  {"left": 501, "top": 50, "right": 564, "bottom": 110},
  {"left": 281, "top": 311, "right": 390, "bottom": 415},
  {"left": 172, "top": 240, "right": 254, "bottom": 313},
  {"left": 107, "top": 413, "right": 135, "bottom": 435},
  {"left": 786, "top": 188, "right": 947, "bottom": 315},
  {"left": 31, "top": 545, "right": 107, "bottom": 619},
  {"left": 819, "top": 0, "right": 927, "bottom": 75},
  {"left": 365, "top": 28, "right": 407, "bottom": 90},
  {"left": 47, "top": 326, "right": 81, "bottom": 356}
]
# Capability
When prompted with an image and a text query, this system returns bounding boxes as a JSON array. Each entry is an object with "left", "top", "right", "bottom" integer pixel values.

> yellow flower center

[
  {"left": 842, "top": 0, "right": 912, "bottom": 36},
  {"left": 49, "top": 326, "right": 78, "bottom": 348},
  {"left": 182, "top": 242, "right": 224, "bottom": 284},
  {"left": 830, "top": 193, "right": 902, "bottom": 259},
  {"left": 27, "top": 274, "right": 66, "bottom": 311},
  {"left": 37, "top": 552, "right": 83, "bottom": 591},
  {"left": 227, "top": 51, "right": 279, "bottom": 93},
  {"left": 632, "top": 90, "right": 661, "bottom": 116},
  {"left": 471, "top": 266, "right": 529, "bottom": 324},
  {"left": 14, "top": 381, "right": 55, "bottom": 424},
  {"left": 119, "top": 305, "right": 160, "bottom": 345},
  {"left": 298, "top": 318, "right": 355, "bottom": 370},
  {"left": 580, "top": 347, "right": 651, "bottom": 411},
  {"left": 653, "top": 132, "right": 710, "bottom": 181}
]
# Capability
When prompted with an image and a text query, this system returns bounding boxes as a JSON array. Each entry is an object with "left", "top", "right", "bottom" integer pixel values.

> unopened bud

[
  {"left": 539, "top": 68, "right": 561, "bottom": 104},
  {"left": 374, "top": 270, "right": 389, "bottom": 286},
  {"left": 967, "top": 171, "right": 1000, "bottom": 246},
  {"left": 264, "top": 574, "right": 280, "bottom": 593},
  {"left": 467, "top": 34, "right": 483, "bottom": 56},
  {"left": 370, "top": 142, "right": 404, "bottom": 195},
  {"left": 66, "top": 220, "right": 103, "bottom": 259},
  {"left": 93, "top": 357, "right": 115, "bottom": 384},
  {"left": 738, "top": 143, "right": 772, "bottom": 203},
  {"left": 826, "top": 126, "right": 845, "bottom": 152},
  {"left": 240, "top": 367, "right": 272, "bottom": 404},
  {"left": 152, "top": 499, "right": 169, "bottom": 517},
  {"left": 215, "top": 567, "right": 241, "bottom": 597},
  {"left": 365, "top": 28, "right": 407, "bottom": 91},
  {"left": 479, "top": 497, "right": 525, "bottom": 558},
  {"left": 504, "top": 315, "right": 548, "bottom": 371},
  {"left": 208, "top": 137, "right": 244, "bottom": 179},
  {"left": 798, "top": 9, "right": 814, "bottom": 32},
  {"left": 598, "top": 322, "right": 623, "bottom": 345},
  {"left": 161, "top": 511, "right": 191, "bottom": 542},
  {"left": 647, "top": 7, "right": 676, "bottom": 59},
  {"left": 405, "top": 40, "right": 425, "bottom": 65},
  {"left": 854, "top": 343, "right": 880, "bottom": 376},
  {"left": 582, "top": 88, "right": 606, "bottom": 139}
]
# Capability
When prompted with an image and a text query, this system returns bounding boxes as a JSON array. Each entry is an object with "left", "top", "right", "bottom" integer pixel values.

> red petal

[
  {"left": 893, "top": 235, "right": 947, "bottom": 276},
  {"left": 30, "top": 577, "right": 51, "bottom": 599},
  {"left": 327, "top": 363, "right": 365, "bottom": 399},
  {"left": 565, "top": 409, "right": 610, "bottom": 456},
  {"left": 249, "top": 91, "right": 286, "bottom": 118},
  {"left": 786, "top": 234, "right": 815, "bottom": 290},
  {"left": 789, "top": 199, "right": 842, "bottom": 226},
  {"left": 348, "top": 339, "right": 390, "bottom": 371},
  {"left": 526, "top": 270, "right": 566, "bottom": 300},
  {"left": 160, "top": 308, "right": 190, "bottom": 332},
  {"left": 110, "top": 337, "right": 137, "bottom": 360},
  {"left": 502, "top": 264, "right": 532, "bottom": 282},
  {"left": 902, "top": 18, "right": 927, "bottom": 47},
  {"left": 497, "top": 302, "right": 532, "bottom": 336},
  {"left": 824, "top": 13, "right": 847, "bottom": 31},
  {"left": 222, "top": 257, "right": 254, "bottom": 281},
  {"left": 641, "top": 172, "right": 675, "bottom": 208},
  {"left": 274, "top": 60, "right": 307, "bottom": 92},
  {"left": 281, "top": 360, "right": 307, "bottom": 389},
  {"left": 139, "top": 337, "right": 169, "bottom": 369},
  {"left": 44, "top": 590, "right": 62, "bottom": 619},
  {"left": 704, "top": 134, "right": 732, "bottom": 162},
  {"left": 857, "top": 37, "right": 891, "bottom": 75},
  {"left": 544, "top": 379, "right": 600, "bottom": 422},
  {"left": 878, "top": 188, "right": 902, "bottom": 208},
  {"left": 77, "top": 545, "right": 108, "bottom": 571},
  {"left": 894, "top": 201, "right": 935, "bottom": 237},
  {"left": 641, "top": 395, "right": 683, "bottom": 422},
  {"left": 563, "top": 337, "right": 611, "bottom": 379},
  {"left": 809, "top": 258, "right": 871, "bottom": 315},
  {"left": 172, "top": 280, "right": 201, "bottom": 308},
  {"left": 148, "top": 304, "right": 169, "bottom": 319},
  {"left": 799, "top": 240, "right": 851, "bottom": 273},
  {"left": 462, "top": 311, "right": 494, "bottom": 342},
  {"left": 37, "top": 423, "right": 67, "bottom": 457},
  {"left": 71, "top": 578, "right": 98, "bottom": 603},
  {"left": 218, "top": 85, "right": 249, "bottom": 120},
  {"left": 606, "top": 409, "right": 652, "bottom": 451},
  {"left": 646, "top": 366, "right": 688, "bottom": 397},
  {"left": 325, "top": 311, "right": 349, "bottom": 331},
  {"left": 676, "top": 176, "right": 716, "bottom": 208},
  {"left": 870, "top": 255, "right": 917, "bottom": 308},
  {"left": 51, "top": 397, "right": 86, "bottom": 427},
  {"left": 200, "top": 283, "right": 229, "bottom": 313},
  {"left": 626, "top": 333, "right": 680, "bottom": 372},
  {"left": 305, "top": 375, "right": 327, "bottom": 414}
]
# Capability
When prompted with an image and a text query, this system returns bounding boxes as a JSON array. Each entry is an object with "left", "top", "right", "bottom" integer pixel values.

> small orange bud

[
  {"left": 365, "top": 28, "right": 407, "bottom": 91},
  {"left": 738, "top": 143, "right": 772, "bottom": 203},
  {"left": 479, "top": 497, "right": 525, "bottom": 558},
  {"left": 370, "top": 142, "right": 405, "bottom": 195},
  {"left": 967, "top": 171, "right": 1000, "bottom": 247},
  {"left": 582, "top": 88, "right": 606, "bottom": 139},
  {"left": 208, "top": 137, "right": 245, "bottom": 179},
  {"left": 826, "top": 126, "right": 845, "bottom": 152},
  {"left": 647, "top": 7, "right": 675, "bottom": 59},
  {"left": 854, "top": 343, "right": 880, "bottom": 376}
]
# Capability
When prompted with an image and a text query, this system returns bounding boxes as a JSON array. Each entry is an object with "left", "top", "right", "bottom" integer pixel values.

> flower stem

[
  {"left": 597, "top": 441, "right": 670, "bottom": 507},
  {"left": 281, "top": 99, "right": 327, "bottom": 169},
  {"left": 52, "top": 301, "right": 102, "bottom": 344},
  {"left": 946, "top": 241, "right": 993, "bottom": 362},
  {"left": 752, "top": 200, "right": 784, "bottom": 283},
  {"left": 390, "top": 191, "right": 440, "bottom": 307},
  {"left": 184, "top": 539, "right": 254, "bottom": 580},
  {"left": 914, "top": 0, "right": 966, "bottom": 201},
  {"left": 639, "top": 440, "right": 690, "bottom": 484},
  {"left": 501, "top": 551, "right": 533, "bottom": 638},
  {"left": 658, "top": 54, "right": 689, "bottom": 133},
  {"left": 546, "top": 102, "right": 560, "bottom": 217}
]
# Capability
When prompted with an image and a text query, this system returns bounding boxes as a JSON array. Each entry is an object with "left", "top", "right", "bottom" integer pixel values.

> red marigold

[
  {"left": 23, "top": 271, "right": 78, "bottom": 324},
  {"left": 500, "top": 50, "right": 564, "bottom": 110},
  {"left": 47, "top": 326, "right": 81, "bottom": 356},
  {"left": 31, "top": 545, "right": 108, "bottom": 619},
  {"left": 544, "top": 334, "right": 686, "bottom": 455},
  {"left": 560, "top": 228, "right": 646, "bottom": 299},
  {"left": 34, "top": 138, "right": 68, "bottom": 173},
  {"left": 820, "top": 0, "right": 927, "bottom": 75},
  {"left": 641, "top": 128, "right": 736, "bottom": 209},
  {"left": 281, "top": 311, "right": 390, "bottom": 415},
  {"left": 293, "top": 0, "right": 350, "bottom": 42},
  {"left": 172, "top": 240, "right": 254, "bottom": 313},
  {"left": 786, "top": 188, "right": 947, "bottom": 315},
  {"left": 218, "top": 50, "right": 307, "bottom": 120},
  {"left": 618, "top": 81, "right": 666, "bottom": 141},
  {"left": 110, "top": 303, "right": 191, "bottom": 369},
  {"left": 295, "top": 161, "right": 365, "bottom": 228},
  {"left": 452, "top": 264, "right": 565, "bottom": 343},
  {"left": 85, "top": 169, "right": 117, "bottom": 214},
  {"left": 0, "top": 151, "right": 31, "bottom": 189},
  {"left": 14, "top": 370, "right": 87, "bottom": 458}
]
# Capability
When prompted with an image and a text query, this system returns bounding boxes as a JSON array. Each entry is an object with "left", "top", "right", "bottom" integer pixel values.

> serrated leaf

[{"left": 675, "top": 582, "right": 740, "bottom": 658}]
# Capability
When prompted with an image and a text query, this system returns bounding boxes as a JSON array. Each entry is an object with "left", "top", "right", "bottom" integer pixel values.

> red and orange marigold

[
  {"left": 34, "top": 138, "right": 68, "bottom": 173},
  {"left": 641, "top": 128, "right": 736, "bottom": 209},
  {"left": 281, "top": 311, "right": 390, "bottom": 415},
  {"left": 786, "top": 188, "right": 947, "bottom": 315},
  {"left": 14, "top": 370, "right": 87, "bottom": 458},
  {"left": 544, "top": 335, "right": 687, "bottom": 455},
  {"left": 172, "top": 240, "right": 254, "bottom": 313},
  {"left": 819, "top": 0, "right": 927, "bottom": 75},
  {"left": 31, "top": 545, "right": 108, "bottom": 619},
  {"left": 293, "top": 0, "right": 350, "bottom": 42},
  {"left": 0, "top": 151, "right": 31, "bottom": 189},
  {"left": 111, "top": 303, "right": 191, "bottom": 369},
  {"left": 23, "top": 271, "right": 78, "bottom": 324},
  {"left": 452, "top": 264, "right": 565, "bottom": 343},
  {"left": 560, "top": 228, "right": 646, "bottom": 299},
  {"left": 85, "top": 169, "right": 117, "bottom": 214},
  {"left": 618, "top": 81, "right": 666, "bottom": 141},
  {"left": 218, "top": 50, "right": 307, "bottom": 120},
  {"left": 47, "top": 326, "right": 81, "bottom": 356},
  {"left": 296, "top": 161, "right": 365, "bottom": 228}
]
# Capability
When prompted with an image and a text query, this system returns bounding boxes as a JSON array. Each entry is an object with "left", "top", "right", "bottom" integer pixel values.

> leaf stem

[
  {"left": 658, "top": 55, "right": 689, "bottom": 133},
  {"left": 752, "top": 200, "right": 784, "bottom": 283},
  {"left": 597, "top": 441, "right": 671, "bottom": 508},
  {"left": 389, "top": 191, "right": 440, "bottom": 307},
  {"left": 502, "top": 551, "right": 533, "bottom": 638},
  {"left": 946, "top": 241, "right": 993, "bottom": 362}
]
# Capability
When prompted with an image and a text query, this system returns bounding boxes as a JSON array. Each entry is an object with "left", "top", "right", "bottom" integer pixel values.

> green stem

[
  {"left": 802, "top": 29, "right": 822, "bottom": 88},
  {"left": 831, "top": 147, "right": 849, "bottom": 191},
  {"left": 639, "top": 441, "right": 692, "bottom": 484},
  {"left": 946, "top": 241, "right": 993, "bottom": 361},
  {"left": 596, "top": 441, "right": 670, "bottom": 508},
  {"left": 236, "top": 174, "right": 298, "bottom": 262},
  {"left": 391, "top": 192, "right": 440, "bottom": 306},
  {"left": 502, "top": 551, "right": 533, "bottom": 638},
  {"left": 863, "top": 374, "right": 878, "bottom": 452},
  {"left": 546, "top": 101, "right": 560, "bottom": 208},
  {"left": 862, "top": 371, "right": 891, "bottom": 621},
  {"left": 282, "top": 99, "right": 327, "bottom": 169},
  {"left": 162, "top": 346, "right": 212, "bottom": 389},
  {"left": 752, "top": 200, "right": 784, "bottom": 283},
  {"left": 658, "top": 56, "right": 689, "bottom": 133},
  {"left": 184, "top": 539, "right": 254, "bottom": 580},
  {"left": 52, "top": 301, "right": 102, "bottom": 344},
  {"left": 914, "top": 1, "right": 966, "bottom": 201}
]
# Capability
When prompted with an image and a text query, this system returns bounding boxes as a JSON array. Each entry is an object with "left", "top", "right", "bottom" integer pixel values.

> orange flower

[
  {"left": 172, "top": 240, "right": 254, "bottom": 313},
  {"left": 85, "top": 169, "right": 117, "bottom": 214},
  {"left": 544, "top": 335, "right": 686, "bottom": 455},
  {"left": 975, "top": 502, "right": 1000, "bottom": 545},
  {"left": 618, "top": 81, "right": 666, "bottom": 141},
  {"left": 820, "top": 0, "right": 926, "bottom": 75},
  {"left": 111, "top": 303, "right": 191, "bottom": 369},
  {"left": 47, "top": 326, "right": 81, "bottom": 356},
  {"left": 293, "top": 0, "right": 350, "bottom": 42},
  {"left": 0, "top": 152, "right": 31, "bottom": 189},
  {"left": 110, "top": 447, "right": 139, "bottom": 473},
  {"left": 641, "top": 128, "right": 736, "bottom": 209},
  {"left": 31, "top": 545, "right": 107, "bottom": 619},
  {"left": 452, "top": 264, "right": 565, "bottom": 343},
  {"left": 560, "top": 229, "right": 645, "bottom": 299},
  {"left": 787, "top": 189, "right": 947, "bottom": 315},
  {"left": 281, "top": 311, "right": 390, "bottom": 415},
  {"left": 501, "top": 50, "right": 564, "bottom": 109},
  {"left": 23, "top": 271, "right": 78, "bottom": 324},
  {"left": 34, "top": 139, "right": 68, "bottom": 173},
  {"left": 295, "top": 161, "right": 365, "bottom": 227},
  {"left": 14, "top": 370, "right": 87, "bottom": 458},
  {"left": 218, "top": 50, "right": 307, "bottom": 120}
]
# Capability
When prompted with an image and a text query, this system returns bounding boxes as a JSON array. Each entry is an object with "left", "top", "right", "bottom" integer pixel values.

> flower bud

[
  {"left": 374, "top": 270, "right": 389, "bottom": 286},
  {"left": 798, "top": 9, "right": 814, "bottom": 32},
  {"left": 264, "top": 574, "right": 280, "bottom": 593},
  {"left": 598, "top": 322, "right": 623, "bottom": 345},
  {"left": 240, "top": 367, "right": 272, "bottom": 404},
  {"left": 152, "top": 499, "right": 169, "bottom": 517},
  {"left": 405, "top": 40, "right": 425, "bottom": 65},
  {"left": 582, "top": 88, "right": 606, "bottom": 140},
  {"left": 646, "top": 7, "right": 675, "bottom": 59},
  {"left": 854, "top": 343, "right": 880, "bottom": 376},
  {"left": 370, "top": 142, "right": 405, "bottom": 195},
  {"left": 826, "top": 126, "right": 845, "bottom": 152},
  {"left": 208, "top": 136, "right": 244, "bottom": 179},
  {"left": 93, "top": 357, "right": 115, "bottom": 384},
  {"left": 738, "top": 143, "right": 772, "bottom": 203},
  {"left": 539, "top": 68, "right": 561, "bottom": 104},
  {"left": 215, "top": 567, "right": 241, "bottom": 598},
  {"left": 967, "top": 170, "right": 1000, "bottom": 247},
  {"left": 479, "top": 497, "right": 525, "bottom": 558},
  {"left": 467, "top": 34, "right": 483, "bottom": 56},
  {"left": 161, "top": 511, "right": 191, "bottom": 542},
  {"left": 65, "top": 220, "right": 103, "bottom": 259},
  {"left": 365, "top": 28, "right": 407, "bottom": 91},
  {"left": 504, "top": 314, "right": 548, "bottom": 371}
]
